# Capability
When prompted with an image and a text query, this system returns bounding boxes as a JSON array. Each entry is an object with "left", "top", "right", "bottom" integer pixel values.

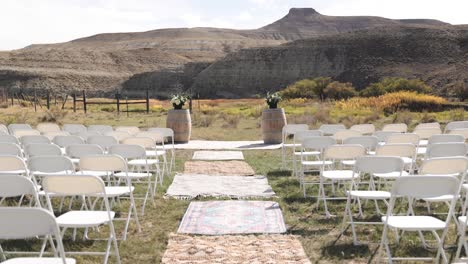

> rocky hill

[{"left": 0, "top": 8, "right": 460, "bottom": 96}]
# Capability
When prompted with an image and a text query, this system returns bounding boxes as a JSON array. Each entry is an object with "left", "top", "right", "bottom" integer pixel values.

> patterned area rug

[
  {"left": 192, "top": 151, "right": 244, "bottom": 161},
  {"left": 184, "top": 161, "right": 255, "bottom": 176},
  {"left": 162, "top": 234, "right": 311, "bottom": 264},
  {"left": 178, "top": 201, "right": 286, "bottom": 235},
  {"left": 165, "top": 174, "right": 275, "bottom": 199}
]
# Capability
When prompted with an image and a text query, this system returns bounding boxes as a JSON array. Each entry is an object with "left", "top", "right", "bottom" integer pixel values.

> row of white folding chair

[
  {"left": 0, "top": 174, "right": 119, "bottom": 264},
  {"left": 446, "top": 120, "right": 468, "bottom": 133}
]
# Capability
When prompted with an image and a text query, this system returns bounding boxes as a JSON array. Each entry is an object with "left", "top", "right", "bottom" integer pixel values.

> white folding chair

[
  {"left": 37, "top": 123, "right": 61, "bottom": 133},
  {"left": 385, "top": 133, "right": 419, "bottom": 145},
  {"left": 319, "top": 144, "right": 365, "bottom": 217},
  {"left": 373, "top": 131, "right": 399, "bottom": 144},
  {"left": 319, "top": 124, "right": 346, "bottom": 136},
  {"left": 63, "top": 124, "right": 87, "bottom": 135},
  {"left": 0, "top": 207, "right": 75, "bottom": 264},
  {"left": 43, "top": 131, "right": 71, "bottom": 141},
  {"left": 53, "top": 135, "right": 85, "bottom": 148},
  {"left": 42, "top": 175, "right": 120, "bottom": 264},
  {"left": 414, "top": 127, "right": 442, "bottom": 146},
  {"left": 0, "top": 175, "right": 40, "bottom": 207},
  {"left": 292, "top": 130, "right": 322, "bottom": 177},
  {"left": 25, "top": 144, "right": 62, "bottom": 158},
  {"left": 341, "top": 156, "right": 404, "bottom": 245},
  {"left": 0, "top": 155, "right": 29, "bottom": 179},
  {"left": 415, "top": 122, "right": 440, "bottom": 130},
  {"left": 333, "top": 130, "right": 362, "bottom": 144},
  {"left": 343, "top": 136, "right": 379, "bottom": 155},
  {"left": 300, "top": 136, "right": 336, "bottom": 197},
  {"left": 449, "top": 128, "right": 468, "bottom": 140},
  {"left": 65, "top": 144, "right": 107, "bottom": 177},
  {"left": 281, "top": 124, "right": 309, "bottom": 168},
  {"left": 424, "top": 143, "right": 468, "bottom": 159},
  {"left": 0, "top": 143, "right": 23, "bottom": 157},
  {"left": 115, "top": 126, "right": 140, "bottom": 136},
  {"left": 79, "top": 155, "right": 141, "bottom": 240},
  {"left": 20, "top": 135, "right": 50, "bottom": 146},
  {"left": 445, "top": 121, "right": 468, "bottom": 133},
  {"left": 0, "top": 135, "right": 19, "bottom": 144},
  {"left": 76, "top": 131, "right": 101, "bottom": 141},
  {"left": 87, "top": 125, "right": 113, "bottom": 134},
  {"left": 109, "top": 144, "right": 155, "bottom": 214},
  {"left": 350, "top": 124, "right": 375, "bottom": 135},
  {"left": 382, "top": 123, "right": 408, "bottom": 133},
  {"left": 377, "top": 175, "right": 459, "bottom": 263},
  {"left": 86, "top": 135, "right": 118, "bottom": 152},
  {"left": 28, "top": 156, "right": 75, "bottom": 177},
  {"left": 373, "top": 143, "right": 416, "bottom": 180},
  {"left": 104, "top": 131, "right": 131, "bottom": 143},
  {"left": 14, "top": 129, "right": 41, "bottom": 138},
  {"left": 147, "top": 128, "right": 175, "bottom": 171},
  {"left": 428, "top": 134, "right": 465, "bottom": 144},
  {"left": 8, "top": 124, "right": 32, "bottom": 134},
  {"left": 0, "top": 124, "right": 9, "bottom": 135},
  {"left": 133, "top": 132, "right": 169, "bottom": 175}
]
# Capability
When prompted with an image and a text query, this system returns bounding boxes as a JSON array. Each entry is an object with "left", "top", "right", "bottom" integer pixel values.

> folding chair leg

[
  {"left": 456, "top": 222, "right": 467, "bottom": 260},
  {"left": 433, "top": 230, "right": 448, "bottom": 264}
]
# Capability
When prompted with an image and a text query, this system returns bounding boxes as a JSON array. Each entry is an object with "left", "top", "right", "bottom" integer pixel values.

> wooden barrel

[
  {"left": 261, "top": 108, "right": 287, "bottom": 144},
  {"left": 166, "top": 109, "right": 191, "bottom": 143}
]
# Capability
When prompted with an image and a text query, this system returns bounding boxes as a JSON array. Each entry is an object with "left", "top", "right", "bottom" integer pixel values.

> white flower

[{"left": 174, "top": 99, "right": 181, "bottom": 105}]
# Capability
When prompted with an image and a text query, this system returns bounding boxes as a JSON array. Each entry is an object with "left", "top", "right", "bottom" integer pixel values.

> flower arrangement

[
  {"left": 266, "top": 92, "right": 282, "bottom": 109},
  {"left": 170, "top": 94, "right": 189, "bottom": 110}
]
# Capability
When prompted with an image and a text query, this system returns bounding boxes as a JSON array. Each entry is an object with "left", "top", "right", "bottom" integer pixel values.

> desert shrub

[
  {"left": 419, "top": 111, "right": 437, "bottom": 123},
  {"left": 281, "top": 77, "right": 332, "bottom": 101},
  {"left": 0, "top": 102, "right": 8, "bottom": 109},
  {"left": 193, "top": 113, "right": 216, "bottom": 128},
  {"left": 101, "top": 106, "right": 116, "bottom": 112},
  {"left": 336, "top": 91, "right": 447, "bottom": 114},
  {"left": 324, "top": 81, "right": 357, "bottom": 100},
  {"left": 39, "top": 107, "right": 68, "bottom": 123},
  {"left": 392, "top": 110, "right": 413, "bottom": 125},
  {"left": 453, "top": 82, "right": 468, "bottom": 101},
  {"left": 220, "top": 113, "right": 240, "bottom": 129},
  {"left": 312, "top": 106, "right": 332, "bottom": 125},
  {"left": 449, "top": 108, "right": 465, "bottom": 121},
  {"left": 360, "top": 78, "right": 432, "bottom": 97}
]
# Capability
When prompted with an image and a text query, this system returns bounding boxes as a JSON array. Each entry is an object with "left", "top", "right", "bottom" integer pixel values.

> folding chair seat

[
  {"left": 37, "top": 123, "right": 61, "bottom": 133},
  {"left": 62, "top": 124, "right": 87, "bottom": 135},
  {"left": 341, "top": 156, "right": 404, "bottom": 245},
  {"left": 65, "top": 144, "right": 106, "bottom": 177},
  {"left": 115, "top": 126, "right": 140, "bottom": 136},
  {"left": 414, "top": 127, "right": 442, "bottom": 146},
  {"left": 109, "top": 144, "right": 155, "bottom": 214},
  {"left": 25, "top": 143, "right": 62, "bottom": 158},
  {"left": 79, "top": 155, "right": 140, "bottom": 240},
  {"left": 377, "top": 176, "right": 460, "bottom": 263},
  {"left": 0, "top": 207, "right": 75, "bottom": 264},
  {"left": 42, "top": 175, "right": 120, "bottom": 264},
  {"left": 318, "top": 144, "right": 366, "bottom": 217},
  {"left": 373, "top": 143, "right": 416, "bottom": 179},
  {"left": 0, "top": 143, "right": 23, "bottom": 157},
  {"left": 332, "top": 130, "right": 362, "bottom": 144},
  {"left": 87, "top": 125, "right": 113, "bottom": 134},
  {"left": 281, "top": 124, "right": 309, "bottom": 167},
  {"left": 0, "top": 135, "right": 19, "bottom": 144},
  {"left": 350, "top": 124, "right": 375, "bottom": 135},
  {"left": 86, "top": 135, "right": 118, "bottom": 152},
  {"left": 382, "top": 123, "right": 408, "bottom": 133},
  {"left": 8, "top": 124, "right": 32, "bottom": 134},
  {"left": 19, "top": 135, "right": 50, "bottom": 146},
  {"left": 319, "top": 124, "right": 346, "bottom": 136}
]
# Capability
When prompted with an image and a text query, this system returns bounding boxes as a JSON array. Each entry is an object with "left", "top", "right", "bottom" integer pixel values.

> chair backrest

[
  {"left": 373, "top": 131, "right": 399, "bottom": 142},
  {"left": 66, "top": 144, "right": 104, "bottom": 158},
  {"left": 43, "top": 175, "right": 106, "bottom": 196},
  {"left": 43, "top": 131, "right": 71, "bottom": 141},
  {"left": 301, "top": 136, "right": 336, "bottom": 150},
  {"left": 420, "top": 157, "right": 468, "bottom": 175},
  {"left": 282, "top": 124, "right": 309, "bottom": 136},
  {"left": 0, "top": 175, "right": 38, "bottom": 200},
  {"left": 0, "top": 143, "right": 23, "bottom": 156},
  {"left": 121, "top": 137, "right": 155, "bottom": 149},
  {"left": 414, "top": 122, "right": 440, "bottom": 130},
  {"left": 105, "top": 131, "right": 131, "bottom": 142},
  {"left": 445, "top": 121, "right": 468, "bottom": 132},
  {"left": 319, "top": 124, "right": 346, "bottom": 135},
  {"left": 0, "top": 155, "right": 27, "bottom": 172},
  {"left": 25, "top": 143, "right": 62, "bottom": 157},
  {"left": 115, "top": 126, "right": 140, "bottom": 136},
  {"left": 8, "top": 124, "right": 32, "bottom": 133},
  {"left": 76, "top": 131, "right": 101, "bottom": 140},
  {"left": 28, "top": 156, "right": 75, "bottom": 173},
  {"left": 0, "top": 207, "right": 61, "bottom": 239},
  {"left": 332, "top": 130, "right": 362, "bottom": 142},
  {"left": 63, "top": 124, "right": 87, "bottom": 135},
  {"left": 53, "top": 135, "right": 85, "bottom": 148},
  {"left": 448, "top": 128, "right": 468, "bottom": 139},
  {"left": 294, "top": 130, "right": 322, "bottom": 143},
  {"left": 86, "top": 135, "right": 118, "bottom": 149},
  {"left": 109, "top": 144, "right": 146, "bottom": 159},
  {"left": 376, "top": 143, "right": 416, "bottom": 158},
  {"left": 36, "top": 123, "right": 61, "bottom": 133},
  {"left": 425, "top": 143, "right": 468, "bottom": 159},
  {"left": 14, "top": 129, "right": 41, "bottom": 138},
  {"left": 0, "top": 124, "right": 9, "bottom": 134},
  {"left": 385, "top": 133, "right": 419, "bottom": 145},
  {"left": 428, "top": 134, "right": 465, "bottom": 144},
  {"left": 382, "top": 123, "right": 407, "bottom": 133},
  {"left": 413, "top": 127, "right": 442, "bottom": 139},
  {"left": 20, "top": 135, "right": 51, "bottom": 145},
  {"left": 148, "top": 127, "right": 174, "bottom": 138},
  {"left": 324, "top": 144, "right": 366, "bottom": 160},
  {"left": 350, "top": 124, "right": 375, "bottom": 135},
  {"left": 0, "top": 135, "right": 19, "bottom": 144},
  {"left": 343, "top": 136, "right": 379, "bottom": 150},
  {"left": 79, "top": 154, "right": 127, "bottom": 172},
  {"left": 391, "top": 175, "right": 459, "bottom": 199},
  {"left": 355, "top": 156, "right": 405, "bottom": 174},
  {"left": 87, "top": 125, "right": 113, "bottom": 134},
  {"left": 135, "top": 131, "right": 165, "bottom": 143}
]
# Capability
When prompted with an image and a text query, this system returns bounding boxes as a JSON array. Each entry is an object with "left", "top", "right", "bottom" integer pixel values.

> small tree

[
  {"left": 313, "top": 77, "right": 332, "bottom": 101},
  {"left": 324, "top": 81, "right": 357, "bottom": 100},
  {"left": 360, "top": 77, "right": 432, "bottom": 97}
]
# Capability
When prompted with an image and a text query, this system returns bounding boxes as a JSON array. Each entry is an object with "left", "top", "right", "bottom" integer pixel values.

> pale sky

[{"left": 1, "top": 0, "right": 467, "bottom": 51}]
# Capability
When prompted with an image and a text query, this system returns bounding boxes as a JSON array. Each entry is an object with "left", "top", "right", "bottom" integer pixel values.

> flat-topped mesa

[{"left": 286, "top": 7, "right": 321, "bottom": 17}]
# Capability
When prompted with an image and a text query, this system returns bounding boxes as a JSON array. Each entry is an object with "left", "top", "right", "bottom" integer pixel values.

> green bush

[
  {"left": 281, "top": 77, "right": 356, "bottom": 101},
  {"left": 360, "top": 78, "right": 432, "bottom": 97},
  {"left": 324, "top": 81, "right": 356, "bottom": 100}
]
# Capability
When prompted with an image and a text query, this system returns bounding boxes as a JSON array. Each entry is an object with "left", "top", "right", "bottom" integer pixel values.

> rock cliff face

[
  {"left": 188, "top": 26, "right": 468, "bottom": 98},
  {"left": 0, "top": 8, "right": 460, "bottom": 96}
]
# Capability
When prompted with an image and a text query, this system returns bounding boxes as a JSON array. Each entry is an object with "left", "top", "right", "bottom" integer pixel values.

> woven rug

[
  {"left": 192, "top": 151, "right": 244, "bottom": 161},
  {"left": 174, "top": 140, "right": 282, "bottom": 150},
  {"left": 178, "top": 201, "right": 286, "bottom": 235},
  {"left": 162, "top": 234, "right": 311, "bottom": 264},
  {"left": 165, "top": 174, "right": 275, "bottom": 199},
  {"left": 184, "top": 161, "right": 255, "bottom": 176}
]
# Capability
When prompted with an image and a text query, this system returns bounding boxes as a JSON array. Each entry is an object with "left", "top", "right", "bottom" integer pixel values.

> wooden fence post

[
  {"left": 72, "top": 93, "right": 76, "bottom": 112},
  {"left": 116, "top": 93, "right": 120, "bottom": 114},
  {"left": 146, "top": 89, "right": 149, "bottom": 113},
  {"left": 34, "top": 88, "right": 37, "bottom": 112},
  {"left": 82, "top": 90, "right": 87, "bottom": 114},
  {"left": 46, "top": 90, "right": 50, "bottom": 110}
]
